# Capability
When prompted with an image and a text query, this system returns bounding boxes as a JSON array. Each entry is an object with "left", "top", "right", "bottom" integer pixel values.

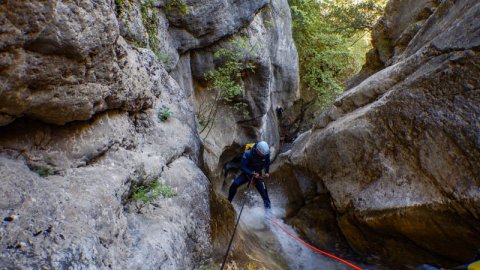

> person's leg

[
  {"left": 228, "top": 174, "right": 250, "bottom": 202},
  {"left": 255, "top": 180, "right": 271, "bottom": 209}
]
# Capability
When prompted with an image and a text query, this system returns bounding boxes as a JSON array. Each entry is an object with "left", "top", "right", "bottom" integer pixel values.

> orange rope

[{"left": 271, "top": 219, "right": 363, "bottom": 270}]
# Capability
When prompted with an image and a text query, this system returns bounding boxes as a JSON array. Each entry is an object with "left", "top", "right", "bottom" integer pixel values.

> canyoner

[
  {"left": 227, "top": 141, "right": 272, "bottom": 210},
  {"left": 220, "top": 141, "right": 272, "bottom": 270},
  {"left": 221, "top": 141, "right": 364, "bottom": 270}
]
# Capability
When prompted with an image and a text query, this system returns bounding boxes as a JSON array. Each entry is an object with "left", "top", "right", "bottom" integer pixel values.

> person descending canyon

[{"left": 228, "top": 141, "right": 271, "bottom": 210}]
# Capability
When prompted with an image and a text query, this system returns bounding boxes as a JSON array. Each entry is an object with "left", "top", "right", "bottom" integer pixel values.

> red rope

[{"left": 271, "top": 219, "right": 363, "bottom": 270}]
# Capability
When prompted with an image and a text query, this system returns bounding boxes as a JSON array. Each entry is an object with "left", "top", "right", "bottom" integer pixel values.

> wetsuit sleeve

[
  {"left": 265, "top": 154, "right": 270, "bottom": 174},
  {"left": 240, "top": 151, "right": 253, "bottom": 177}
]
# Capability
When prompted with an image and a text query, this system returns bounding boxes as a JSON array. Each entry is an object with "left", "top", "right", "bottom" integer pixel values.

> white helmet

[{"left": 256, "top": 141, "right": 270, "bottom": 156}]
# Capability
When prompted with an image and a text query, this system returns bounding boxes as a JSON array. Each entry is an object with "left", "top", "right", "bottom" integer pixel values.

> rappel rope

[
  {"left": 220, "top": 175, "right": 363, "bottom": 270},
  {"left": 271, "top": 218, "right": 363, "bottom": 270},
  {"left": 220, "top": 176, "right": 254, "bottom": 270}
]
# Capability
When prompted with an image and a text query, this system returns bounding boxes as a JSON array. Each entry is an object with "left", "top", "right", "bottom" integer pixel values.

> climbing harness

[
  {"left": 271, "top": 218, "right": 363, "bottom": 270},
  {"left": 220, "top": 175, "right": 254, "bottom": 270}
]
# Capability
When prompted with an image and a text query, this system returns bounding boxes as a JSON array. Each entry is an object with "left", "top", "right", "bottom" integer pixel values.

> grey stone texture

[
  {"left": 176, "top": 0, "right": 299, "bottom": 188},
  {"left": 0, "top": 48, "right": 209, "bottom": 268},
  {"left": 0, "top": 0, "right": 299, "bottom": 268},
  {"left": 273, "top": 0, "right": 480, "bottom": 267},
  {"left": 168, "top": 0, "right": 270, "bottom": 53},
  {"left": 0, "top": 1, "right": 154, "bottom": 125}
]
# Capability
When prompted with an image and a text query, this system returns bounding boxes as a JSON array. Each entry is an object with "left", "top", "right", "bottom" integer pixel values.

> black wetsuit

[{"left": 227, "top": 145, "right": 271, "bottom": 208}]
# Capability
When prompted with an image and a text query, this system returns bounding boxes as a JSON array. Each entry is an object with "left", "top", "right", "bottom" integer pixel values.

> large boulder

[
  {"left": 167, "top": 0, "right": 270, "bottom": 52},
  {"left": 274, "top": 0, "right": 480, "bottom": 268},
  {"left": 347, "top": 0, "right": 442, "bottom": 88}
]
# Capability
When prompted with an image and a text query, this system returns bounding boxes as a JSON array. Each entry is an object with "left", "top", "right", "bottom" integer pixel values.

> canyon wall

[
  {"left": 273, "top": 0, "right": 480, "bottom": 268},
  {"left": 0, "top": 0, "right": 299, "bottom": 268}
]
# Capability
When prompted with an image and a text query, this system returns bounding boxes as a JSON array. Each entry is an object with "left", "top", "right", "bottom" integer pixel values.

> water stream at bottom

[{"left": 228, "top": 190, "right": 373, "bottom": 270}]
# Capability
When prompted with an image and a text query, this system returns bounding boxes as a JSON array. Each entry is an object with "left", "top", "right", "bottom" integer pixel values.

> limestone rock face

[
  {"left": 0, "top": 48, "right": 210, "bottom": 268},
  {"left": 168, "top": 0, "right": 270, "bottom": 52},
  {"left": 275, "top": 0, "right": 480, "bottom": 267},
  {"left": 348, "top": 0, "right": 442, "bottom": 88},
  {"left": 173, "top": 0, "right": 299, "bottom": 188},
  {"left": 0, "top": 0, "right": 299, "bottom": 268},
  {"left": 168, "top": 1, "right": 299, "bottom": 262},
  {"left": 0, "top": 0, "right": 206, "bottom": 268},
  {"left": 0, "top": 1, "right": 154, "bottom": 125}
]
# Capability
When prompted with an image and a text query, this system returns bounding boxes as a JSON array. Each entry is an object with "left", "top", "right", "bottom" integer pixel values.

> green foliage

[
  {"left": 155, "top": 51, "right": 169, "bottom": 64},
  {"left": 36, "top": 166, "right": 54, "bottom": 177},
  {"left": 139, "top": 0, "right": 176, "bottom": 66},
  {"left": 115, "top": 0, "right": 133, "bottom": 30},
  {"left": 115, "top": 0, "right": 179, "bottom": 67},
  {"left": 262, "top": 3, "right": 275, "bottom": 28},
  {"left": 165, "top": 0, "right": 189, "bottom": 15},
  {"left": 130, "top": 181, "right": 177, "bottom": 212},
  {"left": 157, "top": 105, "right": 173, "bottom": 121},
  {"left": 290, "top": 0, "right": 385, "bottom": 110},
  {"left": 264, "top": 19, "right": 274, "bottom": 28},
  {"left": 141, "top": 0, "right": 159, "bottom": 53},
  {"left": 205, "top": 38, "right": 255, "bottom": 102},
  {"left": 197, "top": 37, "right": 257, "bottom": 138},
  {"left": 115, "top": 0, "right": 129, "bottom": 17},
  {"left": 325, "top": 0, "right": 385, "bottom": 37}
]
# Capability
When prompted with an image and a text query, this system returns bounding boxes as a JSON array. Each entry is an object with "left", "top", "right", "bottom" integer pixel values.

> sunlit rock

[{"left": 275, "top": 0, "right": 480, "bottom": 267}]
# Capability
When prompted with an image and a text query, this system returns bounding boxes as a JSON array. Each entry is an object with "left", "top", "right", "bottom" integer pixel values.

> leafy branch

[
  {"left": 197, "top": 37, "right": 257, "bottom": 138},
  {"left": 165, "top": 0, "right": 189, "bottom": 15},
  {"left": 290, "top": 0, "right": 386, "bottom": 110}
]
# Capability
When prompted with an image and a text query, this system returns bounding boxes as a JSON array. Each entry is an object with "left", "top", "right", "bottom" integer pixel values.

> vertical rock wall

[
  {"left": 168, "top": 0, "right": 300, "bottom": 261},
  {"left": 0, "top": 0, "right": 299, "bottom": 268},
  {"left": 273, "top": 0, "right": 480, "bottom": 268},
  {"left": 171, "top": 0, "right": 299, "bottom": 189}
]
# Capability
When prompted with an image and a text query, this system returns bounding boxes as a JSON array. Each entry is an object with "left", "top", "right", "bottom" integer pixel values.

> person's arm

[{"left": 240, "top": 151, "right": 254, "bottom": 177}]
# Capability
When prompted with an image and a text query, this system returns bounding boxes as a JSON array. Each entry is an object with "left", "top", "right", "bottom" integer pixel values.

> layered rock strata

[
  {"left": 273, "top": 0, "right": 480, "bottom": 267},
  {"left": 0, "top": 0, "right": 299, "bottom": 268}
]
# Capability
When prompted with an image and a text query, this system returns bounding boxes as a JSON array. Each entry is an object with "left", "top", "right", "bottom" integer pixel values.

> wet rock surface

[{"left": 274, "top": 0, "right": 480, "bottom": 268}]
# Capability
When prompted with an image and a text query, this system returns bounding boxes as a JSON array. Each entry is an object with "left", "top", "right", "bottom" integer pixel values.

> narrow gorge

[{"left": 0, "top": 0, "right": 479, "bottom": 269}]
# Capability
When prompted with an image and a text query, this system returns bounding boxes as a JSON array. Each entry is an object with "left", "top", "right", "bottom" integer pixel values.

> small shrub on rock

[
  {"left": 130, "top": 180, "right": 177, "bottom": 212},
  {"left": 157, "top": 105, "right": 173, "bottom": 122},
  {"left": 36, "top": 166, "right": 54, "bottom": 177}
]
